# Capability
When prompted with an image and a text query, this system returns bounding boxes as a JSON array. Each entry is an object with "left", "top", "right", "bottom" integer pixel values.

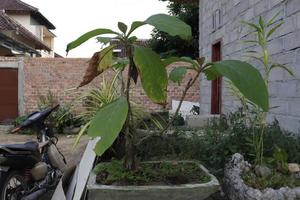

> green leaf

[
  {"left": 128, "top": 36, "right": 138, "bottom": 43},
  {"left": 244, "top": 55, "right": 264, "bottom": 65},
  {"left": 96, "top": 37, "right": 113, "bottom": 45},
  {"left": 259, "top": 16, "right": 265, "bottom": 30},
  {"left": 66, "top": 28, "right": 117, "bottom": 53},
  {"left": 97, "top": 45, "right": 116, "bottom": 71},
  {"left": 267, "top": 12, "right": 281, "bottom": 27},
  {"left": 72, "top": 121, "right": 90, "bottom": 150},
  {"left": 112, "top": 57, "right": 129, "bottom": 70},
  {"left": 270, "top": 64, "right": 295, "bottom": 77},
  {"left": 267, "top": 22, "right": 283, "bottom": 38},
  {"left": 162, "top": 57, "right": 198, "bottom": 68},
  {"left": 169, "top": 67, "right": 187, "bottom": 85},
  {"left": 118, "top": 22, "right": 128, "bottom": 34},
  {"left": 241, "top": 21, "right": 262, "bottom": 33},
  {"left": 133, "top": 46, "right": 168, "bottom": 104},
  {"left": 204, "top": 60, "right": 269, "bottom": 111},
  {"left": 145, "top": 14, "right": 192, "bottom": 40},
  {"left": 127, "top": 21, "right": 146, "bottom": 36},
  {"left": 88, "top": 97, "right": 128, "bottom": 156}
]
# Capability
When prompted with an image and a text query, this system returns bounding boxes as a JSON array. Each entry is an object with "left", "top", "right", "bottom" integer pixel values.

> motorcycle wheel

[{"left": 0, "top": 170, "right": 27, "bottom": 200}]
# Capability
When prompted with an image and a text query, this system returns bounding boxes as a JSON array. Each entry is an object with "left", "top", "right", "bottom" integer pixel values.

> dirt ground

[{"left": 0, "top": 133, "right": 89, "bottom": 166}]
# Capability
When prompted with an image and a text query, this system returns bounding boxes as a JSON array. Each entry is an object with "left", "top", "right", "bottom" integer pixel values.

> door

[
  {"left": 211, "top": 41, "right": 222, "bottom": 114},
  {"left": 0, "top": 68, "right": 18, "bottom": 121}
]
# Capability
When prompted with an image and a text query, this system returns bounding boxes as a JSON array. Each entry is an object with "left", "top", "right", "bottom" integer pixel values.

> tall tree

[{"left": 149, "top": 0, "right": 199, "bottom": 58}]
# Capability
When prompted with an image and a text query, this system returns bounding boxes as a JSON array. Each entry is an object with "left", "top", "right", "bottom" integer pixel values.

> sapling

[
  {"left": 239, "top": 13, "right": 295, "bottom": 165},
  {"left": 67, "top": 13, "right": 269, "bottom": 171}
]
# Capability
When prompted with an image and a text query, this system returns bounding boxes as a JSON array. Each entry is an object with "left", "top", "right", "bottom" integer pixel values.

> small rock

[
  {"left": 241, "top": 161, "right": 251, "bottom": 173},
  {"left": 255, "top": 165, "right": 272, "bottom": 178},
  {"left": 63, "top": 127, "right": 80, "bottom": 135},
  {"left": 295, "top": 188, "right": 300, "bottom": 198},
  {"left": 293, "top": 172, "right": 300, "bottom": 179},
  {"left": 288, "top": 163, "right": 300, "bottom": 173}
]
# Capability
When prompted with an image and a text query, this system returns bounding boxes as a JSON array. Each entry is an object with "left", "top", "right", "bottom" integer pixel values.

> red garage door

[{"left": 0, "top": 68, "right": 18, "bottom": 122}]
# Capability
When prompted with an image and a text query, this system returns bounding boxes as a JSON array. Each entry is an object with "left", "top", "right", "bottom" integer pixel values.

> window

[{"left": 212, "top": 9, "right": 222, "bottom": 31}]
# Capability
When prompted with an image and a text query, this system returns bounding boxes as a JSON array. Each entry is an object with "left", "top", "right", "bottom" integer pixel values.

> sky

[{"left": 22, "top": 0, "right": 169, "bottom": 58}]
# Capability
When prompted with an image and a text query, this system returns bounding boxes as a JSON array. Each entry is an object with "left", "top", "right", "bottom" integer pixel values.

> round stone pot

[
  {"left": 87, "top": 161, "right": 220, "bottom": 200},
  {"left": 224, "top": 153, "right": 300, "bottom": 200}
]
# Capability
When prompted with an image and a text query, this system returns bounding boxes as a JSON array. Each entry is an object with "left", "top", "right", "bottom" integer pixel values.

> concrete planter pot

[
  {"left": 87, "top": 161, "right": 220, "bottom": 200},
  {"left": 224, "top": 153, "right": 300, "bottom": 200}
]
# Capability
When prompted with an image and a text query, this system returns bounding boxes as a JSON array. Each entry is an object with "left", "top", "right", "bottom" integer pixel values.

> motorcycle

[{"left": 0, "top": 105, "right": 67, "bottom": 200}]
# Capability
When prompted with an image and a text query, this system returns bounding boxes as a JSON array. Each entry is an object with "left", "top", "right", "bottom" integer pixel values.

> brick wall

[
  {"left": 199, "top": 0, "right": 300, "bottom": 133},
  {"left": 0, "top": 57, "right": 200, "bottom": 115}
]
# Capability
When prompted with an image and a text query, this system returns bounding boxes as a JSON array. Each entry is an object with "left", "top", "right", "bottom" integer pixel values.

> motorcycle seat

[{"left": 1, "top": 141, "right": 39, "bottom": 152}]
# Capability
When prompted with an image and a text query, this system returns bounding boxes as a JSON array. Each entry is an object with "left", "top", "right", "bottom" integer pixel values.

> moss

[
  {"left": 242, "top": 170, "right": 300, "bottom": 190},
  {"left": 93, "top": 160, "right": 211, "bottom": 186}
]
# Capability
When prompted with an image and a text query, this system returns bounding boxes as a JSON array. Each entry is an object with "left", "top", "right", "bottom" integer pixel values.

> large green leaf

[
  {"left": 145, "top": 14, "right": 192, "bottom": 40},
  {"left": 66, "top": 29, "right": 117, "bottom": 53},
  {"left": 127, "top": 21, "right": 146, "bottom": 36},
  {"left": 88, "top": 97, "right": 128, "bottom": 156},
  {"left": 97, "top": 45, "right": 116, "bottom": 71},
  {"left": 133, "top": 46, "right": 167, "bottom": 104},
  {"left": 204, "top": 60, "right": 269, "bottom": 111},
  {"left": 162, "top": 57, "right": 198, "bottom": 67},
  {"left": 169, "top": 67, "right": 187, "bottom": 85}
]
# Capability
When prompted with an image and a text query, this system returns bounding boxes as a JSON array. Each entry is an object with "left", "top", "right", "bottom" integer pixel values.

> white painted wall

[{"left": 8, "top": 13, "right": 55, "bottom": 57}]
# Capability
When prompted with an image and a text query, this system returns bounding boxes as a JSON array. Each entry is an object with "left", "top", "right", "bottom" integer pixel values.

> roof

[
  {"left": 0, "top": 0, "right": 55, "bottom": 29},
  {"left": 0, "top": 32, "right": 41, "bottom": 56},
  {"left": 0, "top": 11, "right": 51, "bottom": 51}
]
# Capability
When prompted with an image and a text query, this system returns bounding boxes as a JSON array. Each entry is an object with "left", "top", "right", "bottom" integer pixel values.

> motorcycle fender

[{"left": 0, "top": 166, "right": 9, "bottom": 172}]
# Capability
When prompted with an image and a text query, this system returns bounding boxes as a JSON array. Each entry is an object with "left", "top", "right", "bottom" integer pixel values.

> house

[
  {"left": 198, "top": 0, "right": 300, "bottom": 133},
  {"left": 0, "top": 0, "right": 57, "bottom": 122},
  {"left": 0, "top": 0, "right": 55, "bottom": 57}
]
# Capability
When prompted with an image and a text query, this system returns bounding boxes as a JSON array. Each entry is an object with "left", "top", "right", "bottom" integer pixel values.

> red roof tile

[
  {"left": 0, "top": 0, "right": 37, "bottom": 11},
  {"left": 0, "top": 0, "right": 55, "bottom": 29}
]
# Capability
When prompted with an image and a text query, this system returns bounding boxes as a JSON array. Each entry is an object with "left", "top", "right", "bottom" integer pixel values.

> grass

[
  {"left": 243, "top": 170, "right": 300, "bottom": 190},
  {"left": 93, "top": 160, "right": 211, "bottom": 186}
]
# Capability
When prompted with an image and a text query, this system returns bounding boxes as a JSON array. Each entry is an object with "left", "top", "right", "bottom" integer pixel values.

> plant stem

[
  {"left": 123, "top": 46, "right": 136, "bottom": 171},
  {"left": 160, "top": 69, "right": 202, "bottom": 134}
]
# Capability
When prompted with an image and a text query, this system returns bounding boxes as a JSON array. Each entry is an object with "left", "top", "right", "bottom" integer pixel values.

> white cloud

[{"left": 23, "top": 0, "right": 169, "bottom": 57}]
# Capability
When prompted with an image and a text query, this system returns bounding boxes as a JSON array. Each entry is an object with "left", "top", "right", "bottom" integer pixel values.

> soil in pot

[
  {"left": 93, "top": 160, "right": 211, "bottom": 186},
  {"left": 242, "top": 168, "right": 300, "bottom": 190}
]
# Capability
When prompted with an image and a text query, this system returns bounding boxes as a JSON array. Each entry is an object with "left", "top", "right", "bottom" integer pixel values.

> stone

[
  {"left": 224, "top": 153, "right": 300, "bottom": 200},
  {"left": 63, "top": 127, "right": 80, "bottom": 135},
  {"left": 292, "top": 172, "right": 300, "bottom": 179},
  {"left": 255, "top": 165, "right": 272, "bottom": 178},
  {"left": 288, "top": 163, "right": 300, "bottom": 173}
]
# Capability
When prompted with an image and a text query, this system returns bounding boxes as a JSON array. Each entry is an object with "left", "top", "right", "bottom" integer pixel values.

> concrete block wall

[
  {"left": 199, "top": 0, "right": 300, "bottom": 133},
  {"left": 0, "top": 57, "right": 200, "bottom": 115}
]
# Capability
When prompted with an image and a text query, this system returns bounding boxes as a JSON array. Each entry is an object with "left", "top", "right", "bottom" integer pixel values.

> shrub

[
  {"left": 37, "top": 91, "right": 82, "bottom": 133},
  {"left": 138, "top": 110, "right": 300, "bottom": 178}
]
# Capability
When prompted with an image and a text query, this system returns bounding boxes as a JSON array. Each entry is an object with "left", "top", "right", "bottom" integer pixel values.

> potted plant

[
  {"left": 66, "top": 13, "right": 269, "bottom": 200},
  {"left": 223, "top": 14, "right": 300, "bottom": 200}
]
